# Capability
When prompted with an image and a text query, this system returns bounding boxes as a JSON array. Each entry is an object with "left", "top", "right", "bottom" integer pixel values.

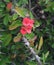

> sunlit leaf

[
  {"left": 34, "top": 21, "right": 41, "bottom": 27},
  {"left": 38, "top": 36, "right": 43, "bottom": 51},
  {"left": 45, "top": 51, "right": 49, "bottom": 59},
  {"left": 9, "top": 20, "right": 22, "bottom": 30},
  {"left": 12, "top": 13, "right": 18, "bottom": 20},
  {"left": 25, "top": 32, "right": 35, "bottom": 40},
  {"left": 15, "top": 6, "right": 26, "bottom": 17},
  {"left": 42, "top": 51, "right": 49, "bottom": 64},
  {"left": 30, "top": 12, "right": 34, "bottom": 19}
]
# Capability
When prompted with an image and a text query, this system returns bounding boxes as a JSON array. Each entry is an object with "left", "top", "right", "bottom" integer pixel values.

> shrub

[{"left": 0, "top": 0, "right": 54, "bottom": 65}]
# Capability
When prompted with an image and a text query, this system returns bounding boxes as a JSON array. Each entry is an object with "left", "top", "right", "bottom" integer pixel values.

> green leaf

[
  {"left": 9, "top": 20, "right": 22, "bottom": 30},
  {"left": 52, "top": 43, "right": 54, "bottom": 48},
  {"left": 0, "top": 2, "right": 5, "bottom": 8},
  {"left": 15, "top": 6, "right": 27, "bottom": 17},
  {"left": 27, "top": 61, "right": 37, "bottom": 65},
  {"left": 3, "top": 14, "right": 9, "bottom": 25},
  {"left": 12, "top": 13, "right": 18, "bottom": 20},
  {"left": 23, "top": 0, "right": 28, "bottom": 4},
  {"left": 45, "top": 0, "right": 49, "bottom": 4},
  {"left": 0, "top": 33, "right": 12, "bottom": 46},
  {"left": 42, "top": 51, "right": 49, "bottom": 64},
  {"left": 25, "top": 32, "right": 34, "bottom": 40},
  {"left": 0, "top": 57, "right": 10, "bottom": 65},
  {"left": 45, "top": 51, "right": 49, "bottom": 59},
  {"left": 0, "top": 8, "right": 4, "bottom": 12},
  {"left": 4, "top": 0, "right": 10, "bottom": 2},
  {"left": 44, "top": 2, "right": 54, "bottom": 12},
  {"left": 42, "top": 53, "right": 46, "bottom": 64},
  {"left": 18, "top": 0, "right": 28, "bottom": 6},
  {"left": 38, "top": 36, "right": 43, "bottom": 52},
  {"left": 30, "top": 12, "right": 34, "bottom": 19},
  {"left": 34, "top": 21, "right": 41, "bottom": 27}
]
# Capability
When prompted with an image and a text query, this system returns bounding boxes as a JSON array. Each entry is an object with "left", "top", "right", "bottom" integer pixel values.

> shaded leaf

[
  {"left": 27, "top": 61, "right": 37, "bottom": 65},
  {"left": 0, "top": 2, "right": 5, "bottom": 8},
  {"left": 3, "top": 14, "right": 9, "bottom": 25},
  {"left": 0, "top": 33, "right": 12, "bottom": 46},
  {"left": 0, "top": 57, "right": 10, "bottom": 65}
]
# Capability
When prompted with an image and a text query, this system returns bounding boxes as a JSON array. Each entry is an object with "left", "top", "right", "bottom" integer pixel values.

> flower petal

[{"left": 20, "top": 27, "right": 27, "bottom": 35}]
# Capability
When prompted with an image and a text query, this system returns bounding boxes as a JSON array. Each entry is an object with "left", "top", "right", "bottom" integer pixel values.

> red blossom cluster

[
  {"left": 7, "top": 2, "right": 12, "bottom": 10},
  {"left": 20, "top": 17, "right": 34, "bottom": 35}
]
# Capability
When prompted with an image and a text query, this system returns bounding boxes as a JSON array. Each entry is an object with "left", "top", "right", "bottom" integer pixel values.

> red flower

[
  {"left": 22, "top": 17, "right": 34, "bottom": 27},
  {"left": 20, "top": 26, "right": 32, "bottom": 34},
  {"left": 20, "top": 17, "right": 34, "bottom": 35},
  {"left": 7, "top": 2, "right": 12, "bottom": 10},
  {"left": 20, "top": 27, "right": 27, "bottom": 35},
  {"left": 26, "top": 26, "right": 32, "bottom": 33}
]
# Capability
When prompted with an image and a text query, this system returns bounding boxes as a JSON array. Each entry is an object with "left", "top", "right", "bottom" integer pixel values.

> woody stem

[{"left": 22, "top": 37, "right": 42, "bottom": 65}]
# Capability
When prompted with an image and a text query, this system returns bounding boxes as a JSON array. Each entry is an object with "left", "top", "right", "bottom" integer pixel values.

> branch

[
  {"left": 28, "top": 0, "right": 31, "bottom": 10},
  {"left": 28, "top": 0, "right": 39, "bottom": 20},
  {"left": 22, "top": 37, "right": 42, "bottom": 65}
]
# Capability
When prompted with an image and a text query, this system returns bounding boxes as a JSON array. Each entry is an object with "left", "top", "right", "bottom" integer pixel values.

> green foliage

[
  {"left": 4, "top": 0, "right": 10, "bottom": 2},
  {"left": 3, "top": 14, "right": 9, "bottom": 25},
  {"left": 17, "top": 0, "right": 28, "bottom": 6},
  {"left": 39, "top": 0, "right": 54, "bottom": 13},
  {"left": 41, "top": 51, "right": 49, "bottom": 64},
  {"left": 12, "top": 13, "right": 18, "bottom": 20},
  {"left": 27, "top": 61, "right": 37, "bottom": 65},
  {"left": 0, "top": 0, "right": 54, "bottom": 65},
  {"left": 25, "top": 32, "right": 35, "bottom": 40},
  {"left": 15, "top": 6, "right": 27, "bottom": 17},
  {"left": 0, "top": 56, "right": 10, "bottom": 65},
  {"left": 0, "top": 33, "right": 12, "bottom": 47},
  {"left": 9, "top": 20, "right": 22, "bottom": 30}
]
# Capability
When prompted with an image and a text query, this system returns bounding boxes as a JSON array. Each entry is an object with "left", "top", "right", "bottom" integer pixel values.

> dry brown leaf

[{"left": 13, "top": 33, "right": 22, "bottom": 42}]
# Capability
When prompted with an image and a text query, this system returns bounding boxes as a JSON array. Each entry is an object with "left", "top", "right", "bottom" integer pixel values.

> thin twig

[
  {"left": 22, "top": 37, "right": 42, "bottom": 65},
  {"left": 28, "top": 0, "right": 39, "bottom": 20},
  {"left": 31, "top": 5, "right": 37, "bottom": 10},
  {"left": 28, "top": 0, "right": 31, "bottom": 10}
]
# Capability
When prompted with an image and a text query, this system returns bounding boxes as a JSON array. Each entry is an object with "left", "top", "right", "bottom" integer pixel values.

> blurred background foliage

[{"left": 0, "top": 0, "right": 54, "bottom": 65}]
